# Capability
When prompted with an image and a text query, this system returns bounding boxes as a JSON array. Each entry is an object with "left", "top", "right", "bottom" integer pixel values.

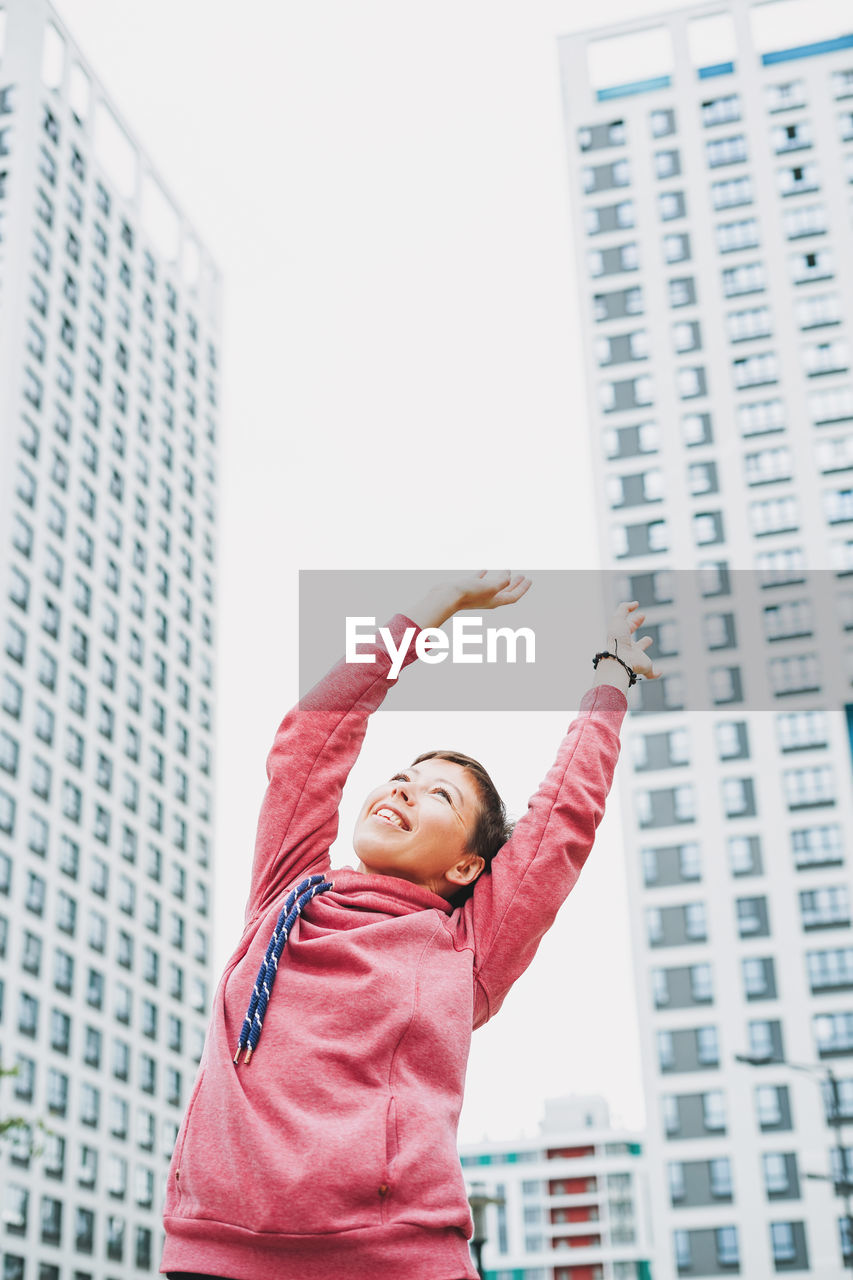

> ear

[{"left": 445, "top": 853, "right": 485, "bottom": 888}]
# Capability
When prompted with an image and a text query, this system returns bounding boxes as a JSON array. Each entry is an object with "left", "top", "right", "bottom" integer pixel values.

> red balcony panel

[{"left": 550, "top": 1176, "right": 598, "bottom": 1195}]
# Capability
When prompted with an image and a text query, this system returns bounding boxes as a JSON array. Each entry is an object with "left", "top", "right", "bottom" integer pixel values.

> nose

[{"left": 391, "top": 781, "right": 411, "bottom": 804}]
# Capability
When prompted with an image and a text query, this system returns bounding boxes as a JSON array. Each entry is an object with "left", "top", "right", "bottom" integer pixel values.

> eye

[
  {"left": 390, "top": 772, "right": 409, "bottom": 783},
  {"left": 432, "top": 787, "right": 452, "bottom": 803}
]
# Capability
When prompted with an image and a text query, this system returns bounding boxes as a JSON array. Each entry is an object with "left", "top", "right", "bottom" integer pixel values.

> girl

[{"left": 161, "top": 572, "right": 655, "bottom": 1280}]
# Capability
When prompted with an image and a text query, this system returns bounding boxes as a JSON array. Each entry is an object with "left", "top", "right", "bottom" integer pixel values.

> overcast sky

[{"left": 45, "top": 0, "right": 846, "bottom": 1145}]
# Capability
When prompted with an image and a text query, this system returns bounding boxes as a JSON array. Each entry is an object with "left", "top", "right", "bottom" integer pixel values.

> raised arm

[
  {"left": 245, "top": 573, "right": 532, "bottom": 923},
  {"left": 453, "top": 601, "right": 656, "bottom": 1027},
  {"left": 245, "top": 612, "right": 420, "bottom": 921}
]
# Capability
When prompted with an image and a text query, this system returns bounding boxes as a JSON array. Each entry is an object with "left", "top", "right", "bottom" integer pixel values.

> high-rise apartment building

[
  {"left": 461, "top": 1096, "right": 654, "bottom": 1280},
  {"left": 559, "top": 3, "right": 853, "bottom": 1277},
  {"left": 0, "top": 2, "right": 220, "bottom": 1276}
]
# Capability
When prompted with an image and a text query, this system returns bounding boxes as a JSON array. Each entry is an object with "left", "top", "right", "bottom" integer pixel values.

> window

[
  {"left": 792, "top": 824, "right": 843, "bottom": 868},
  {"left": 743, "top": 957, "right": 773, "bottom": 999},
  {"left": 791, "top": 248, "right": 833, "bottom": 285},
  {"left": 736, "top": 896, "right": 768, "bottom": 937},
  {"left": 75, "top": 1205, "right": 95, "bottom": 1251},
  {"left": 110, "top": 1093, "right": 130, "bottom": 1139},
  {"left": 776, "top": 710, "right": 826, "bottom": 751},
  {"left": 86, "top": 968, "right": 104, "bottom": 1009},
  {"left": 756, "top": 1084, "right": 786, "bottom": 1128},
  {"left": 825, "top": 488, "right": 853, "bottom": 524},
  {"left": 674, "top": 1229, "right": 691, "bottom": 1269},
  {"left": 808, "top": 947, "right": 853, "bottom": 992},
  {"left": 707, "top": 134, "right": 747, "bottom": 167},
  {"left": 703, "top": 95, "right": 741, "bottom": 127},
  {"left": 766, "top": 80, "right": 805, "bottom": 112},
  {"left": 715, "top": 721, "right": 748, "bottom": 760},
  {"left": 770, "top": 1222, "right": 797, "bottom": 1264},
  {"left": 757, "top": 546, "right": 805, "bottom": 585},
  {"left": 668, "top": 276, "right": 696, "bottom": 308},
  {"left": 834, "top": 69, "right": 853, "bottom": 99},
  {"left": 770, "top": 655, "right": 821, "bottom": 697},
  {"left": 664, "top": 233, "right": 690, "bottom": 264},
  {"left": 777, "top": 162, "right": 818, "bottom": 196},
  {"left": 693, "top": 512, "right": 724, "bottom": 545},
  {"left": 796, "top": 291, "right": 841, "bottom": 330},
  {"left": 107, "top": 1152, "right": 128, "bottom": 1196},
  {"left": 659, "top": 191, "right": 686, "bottom": 221},
  {"left": 40, "top": 1195, "right": 62, "bottom": 1245},
  {"left": 749, "top": 1018, "right": 782, "bottom": 1061},
  {"left": 1, "top": 674, "right": 23, "bottom": 719},
  {"left": 749, "top": 495, "right": 798, "bottom": 537},
  {"left": 139, "top": 1053, "right": 157, "bottom": 1095},
  {"left": 4, "top": 1184, "right": 29, "bottom": 1235},
  {"left": 728, "top": 834, "right": 762, "bottom": 876},
  {"left": 772, "top": 120, "right": 812, "bottom": 153},
  {"left": 734, "top": 352, "right": 778, "bottom": 388},
  {"left": 716, "top": 1226, "right": 739, "bottom": 1267},
  {"left": 709, "top": 665, "right": 741, "bottom": 704},
  {"left": 745, "top": 446, "right": 791, "bottom": 486},
  {"left": 717, "top": 217, "right": 759, "bottom": 253},
  {"left": 722, "top": 261, "right": 765, "bottom": 297},
  {"left": 800, "top": 885, "right": 850, "bottom": 929},
  {"left": 588, "top": 242, "right": 639, "bottom": 277},
  {"left": 88, "top": 909, "right": 106, "bottom": 952},
  {"left": 805, "top": 339, "right": 849, "bottom": 377},
  {"left": 579, "top": 123, "right": 627, "bottom": 154},
  {"left": 815, "top": 1011, "right": 853, "bottom": 1054},
  {"left": 711, "top": 175, "right": 753, "bottom": 209},
  {"left": 585, "top": 200, "right": 635, "bottom": 234},
  {"left": 651, "top": 108, "right": 676, "bottom": 137},
  {"left": 80, "top": 1082, "right": 100, "bottom": 1127},
  {"left": 655, "top": 149, "right": 681, "bottom": 179},
  {"left": 728, "top": 303, "right": 773, "bottom": 342},
  {"left": 106, "top": 1213, "right": 125, "bottom": 1261},
  {"left": 582, "top": 159, "right": 630, "bottom": 193},
  {"left": 810, "top": 386, "right": 853, "bottom": 425},
  {"left": 783, "top": 203, "right": 827, "bottom": 240},
  {"left": 703, "top": 1090, "right": 726, "bottom": 1131}
]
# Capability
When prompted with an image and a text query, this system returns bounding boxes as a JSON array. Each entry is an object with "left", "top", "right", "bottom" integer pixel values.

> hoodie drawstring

[{"left": 233, "top": 873, "right": 333, "bottom": 1065}]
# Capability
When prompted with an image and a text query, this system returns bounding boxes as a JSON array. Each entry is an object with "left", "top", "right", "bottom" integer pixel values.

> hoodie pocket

[
  {"left": 381, "top": 1095, "right": 399, "bottom": 1213},
  {"left": 174, "top": 1067, "right": 392, "bottom": 1235},
  {"left": 164, "top": 1064, "right": 207, "bottom": 1214}
]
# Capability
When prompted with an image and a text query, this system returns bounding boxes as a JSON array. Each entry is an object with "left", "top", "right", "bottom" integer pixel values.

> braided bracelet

[{"left": 592, "top": 640, "right": 640, "bottom": 687}]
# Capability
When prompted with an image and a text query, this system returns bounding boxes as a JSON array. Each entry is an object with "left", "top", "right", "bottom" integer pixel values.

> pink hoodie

[{"left": 161, "top": 614, "right": 626, "bottom": 1280}]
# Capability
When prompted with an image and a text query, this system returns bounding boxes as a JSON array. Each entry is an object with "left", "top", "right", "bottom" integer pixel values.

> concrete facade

[
  {"left": 559, "top": 4, "right": 853, "bottom": 1275},
  {"left": 0, "top": 4, "right": 220, "bottom": 1276}
]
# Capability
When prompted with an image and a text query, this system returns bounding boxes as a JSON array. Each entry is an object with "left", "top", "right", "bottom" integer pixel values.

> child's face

[{"left": 353, "top": 758, "right": 482, "bottom": 898}]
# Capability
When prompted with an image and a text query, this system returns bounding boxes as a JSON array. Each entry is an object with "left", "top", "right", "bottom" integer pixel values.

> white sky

[{"left": 46, "top": 0, "right": 849, "bottom": 1146}]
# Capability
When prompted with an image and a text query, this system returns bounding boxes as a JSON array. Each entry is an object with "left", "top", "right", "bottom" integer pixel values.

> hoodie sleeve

[
  {"left": 244, "top": 614, "right": 420, "bottom": 924},
  {"left": 452, "top": 683, "right": 627, "bottom": 1029}
]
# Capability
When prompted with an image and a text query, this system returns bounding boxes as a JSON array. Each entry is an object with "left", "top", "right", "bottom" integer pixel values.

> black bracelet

[{"left": 592, "top": 641, "right": 639, "bottom": 687}]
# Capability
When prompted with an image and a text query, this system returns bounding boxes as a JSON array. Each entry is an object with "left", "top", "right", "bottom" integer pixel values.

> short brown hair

[{"left": 410, "top": 749, "right": 514, "bottom": 905}]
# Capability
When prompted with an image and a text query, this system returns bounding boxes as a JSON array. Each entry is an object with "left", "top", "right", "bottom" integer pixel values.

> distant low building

[{"left": 460, "top": 1095, "right": 654, "bottom": 1280}]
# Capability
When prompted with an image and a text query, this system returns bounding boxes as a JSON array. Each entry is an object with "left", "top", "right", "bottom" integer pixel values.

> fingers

[{"left": 497, "top": 574, "right": 532, "bottom": 605}]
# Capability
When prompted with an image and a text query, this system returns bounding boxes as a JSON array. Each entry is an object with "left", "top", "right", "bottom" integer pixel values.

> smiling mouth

[{"left": 372, "top": 806, "right": 410, "bottom": 831}]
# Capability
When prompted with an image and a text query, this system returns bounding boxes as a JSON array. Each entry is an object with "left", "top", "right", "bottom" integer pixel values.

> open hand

[
  {"left": 452, "top": 570, "right": 532, "bottom": 613},
  {"left": 404, "top": 571, "right": 532, "bottom": 631},
  {"left": 606, "top": 601, "right": 659, "bottom": 680}
]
